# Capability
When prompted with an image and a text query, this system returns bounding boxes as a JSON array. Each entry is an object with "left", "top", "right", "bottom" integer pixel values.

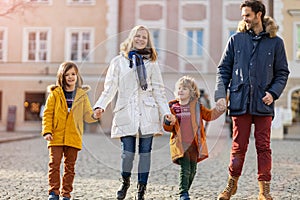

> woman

[{"left": 93, "top": 25, "right": 175, "bottom": 200}]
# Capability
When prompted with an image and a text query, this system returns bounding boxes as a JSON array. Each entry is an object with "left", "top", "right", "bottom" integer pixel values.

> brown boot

[
  {"left": 217, "top": 176, "right": 239, "bottom": 200},
  {"left": 258, "top": 181, "right": 273, "bottom": 200}
]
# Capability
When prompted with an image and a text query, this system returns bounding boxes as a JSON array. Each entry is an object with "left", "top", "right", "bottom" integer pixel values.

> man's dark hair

[{"left": 240, "top": 0, "right": 266, "bottom": 22}]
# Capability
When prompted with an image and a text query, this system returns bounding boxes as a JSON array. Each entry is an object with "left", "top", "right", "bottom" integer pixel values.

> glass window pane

[
  {"left": 83, "top": 32, "right": 90, "bottom": 40},
  {"left": 187, "top": 30, "right": 193, "bottom": 55},
  {"left": 297, "top": 25, "right": 300, "bottom": 59},
  {"left": 0, "top": 91, "right": 2, "bottom": 120},
  {"left": 229, "top": 30, "right": 236, "bottom": 37},
  {"left": 151, "top": 29, "right": 160, "bottom": 52},
  {"left": 196, "top": 30, "right": 203, "bottom": 56},
  {"left": 40, "top": 32, "right": 47, "bottom": 40},
  {"left": 24, "top": 92, "right": 45, "bottom": 121},
  {"left": 0, "top": 31, "right": 3, "bottom": 61},
  {"left": 29, "top": 32, "right": 36, "bottom": 40}
]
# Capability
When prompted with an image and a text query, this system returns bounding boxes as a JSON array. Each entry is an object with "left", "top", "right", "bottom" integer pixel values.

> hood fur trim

[
  {"left": 81, "top": 85, "right": 91, "bottom": 92},
  {"left": 237, "top": 16, "right": 278, "bottom": 38},
  {"left": 47, "top": 84, "right": 58, "bottom": 93},
  {"left": 47, "top": 85, "right": 91, "bottom": 93}
]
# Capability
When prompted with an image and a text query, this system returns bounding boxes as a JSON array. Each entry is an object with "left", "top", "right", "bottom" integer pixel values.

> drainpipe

[{"left": 268, "top": 0, "right": 273, "bottom": 18}]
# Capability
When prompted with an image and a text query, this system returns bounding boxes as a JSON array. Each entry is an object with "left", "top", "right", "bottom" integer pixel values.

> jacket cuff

[
  {"left": 268, "top": 91, "right": 278, "bottom": 100},
  {"left": 43, "top": 132, "right": 52, "bottom": 137}
]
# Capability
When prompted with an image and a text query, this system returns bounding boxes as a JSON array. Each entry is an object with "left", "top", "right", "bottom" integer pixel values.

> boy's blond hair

[{"left": 174, "top": 76, "right": 200, "bottom": 101}]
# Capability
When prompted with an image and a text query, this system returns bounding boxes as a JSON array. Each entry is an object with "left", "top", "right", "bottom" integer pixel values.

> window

[
  {"left": 67, "top": 0, "right": 95, "bottom": 5},
  {"left": 29, "top": 0, "right": 51, "bottom": 4},
  {"left": 291, "top": 90, "right": 300, "bottom": 122},
  {"left": 24, "top": 92, "right": 45, "bottom": 121},
  {"left": 0, "top": 91, "right": 2, "bottom": 121},
  {"left": 23, "top": 28, "right": 51, "bottom": 62},
  {"left": 296, "top": 24, "right": 300, "bottom": 60},
  {"left": 186, "top": 29, "right": 203, "bottom": 57},
  {"left": 229, "top": 29, "right": 236, "bottom": 37},
  {"left": 150, "top": 29, "right": 160, "bottom": 53},
  {"left": 0, "top": 28, "right": 7, "bottom": 62},
  {"left": 66, "top": 28, "right": 94, "bottom": 62},
  {"left": 29, "top": 0, "right": 48, "bottom": 2}
]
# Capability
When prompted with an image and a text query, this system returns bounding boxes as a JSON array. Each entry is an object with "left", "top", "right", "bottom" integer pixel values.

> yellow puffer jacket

[{"left": 41, "top": 85, "right": 97, "bottom": 150}]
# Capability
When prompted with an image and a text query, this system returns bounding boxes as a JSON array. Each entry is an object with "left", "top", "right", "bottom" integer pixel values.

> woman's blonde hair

[
  {"left": 120, "top": 25, "right": 158, "bottom": 61},
  {"left": 174, "top": 76, "right": 200, "bottom": 101},
  {"left": 56, "top": 61, "right": 83, "bottom": 89}
]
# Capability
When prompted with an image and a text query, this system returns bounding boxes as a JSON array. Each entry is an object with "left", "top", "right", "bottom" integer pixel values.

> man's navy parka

[{"left": 215, "top": 16, "right": 290, "bottom": 116}]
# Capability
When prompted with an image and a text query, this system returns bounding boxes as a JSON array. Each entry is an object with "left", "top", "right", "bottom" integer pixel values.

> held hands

[
  {"left": 262, "top": 92, "right": 274, "bottom": 106},
  {"left": 216, "top": 98, "right": 227, "bottom": 113},
  {"left": 164, "top": 114, "right": 176, "bottom": 126},
  {"left": 93, "top": 108, "right": 104, "bottom": 119}
]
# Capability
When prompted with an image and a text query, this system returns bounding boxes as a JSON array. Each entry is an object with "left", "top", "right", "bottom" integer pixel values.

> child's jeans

[
  {"left": 48, "top": 146, "right": 79, "bottom": 198},
  {"left": 178, "top": 143, "right": 198, "bottom": 195}
]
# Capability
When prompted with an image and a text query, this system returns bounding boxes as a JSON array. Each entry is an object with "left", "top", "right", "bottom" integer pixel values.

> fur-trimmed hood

[
  {"left": 237, "top": 16, "right": 278, "bottom": 38},
  {"left": 47, "top": 84, "right": 91, "bottom": 93}
]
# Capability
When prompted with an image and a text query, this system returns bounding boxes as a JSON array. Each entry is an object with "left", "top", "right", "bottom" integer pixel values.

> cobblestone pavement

[{"left": 0, "top": 129, "right": 299, "bottom": 200}]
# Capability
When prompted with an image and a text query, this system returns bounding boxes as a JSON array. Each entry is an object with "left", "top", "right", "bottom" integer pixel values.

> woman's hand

[{"left": 93, "top": 108, "right": 104, "bottom": 119}]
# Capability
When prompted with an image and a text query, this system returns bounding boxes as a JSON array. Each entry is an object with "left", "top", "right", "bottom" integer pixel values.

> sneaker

[{"left": 48, "top": 191, "right": 59, "bottom": 200}]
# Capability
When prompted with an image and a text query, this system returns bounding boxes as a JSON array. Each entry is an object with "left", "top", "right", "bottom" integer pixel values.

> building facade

[
  {"left": 0, "top": 0, "right": 115, "bottom": 132},
  {"left": 0, "top": 0, "right": 298, "bottom": 136},
  {"left": 277, "top": 0, "right": 300, "bottom": 124}
]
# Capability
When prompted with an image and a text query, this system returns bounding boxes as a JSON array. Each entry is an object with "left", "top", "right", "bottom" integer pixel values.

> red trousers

[
  {"left": 229, "top": 114, "right": 272, "bottom": 181},
  {"left": 48, "top": 146, "right": 79, "bottom": 198}
]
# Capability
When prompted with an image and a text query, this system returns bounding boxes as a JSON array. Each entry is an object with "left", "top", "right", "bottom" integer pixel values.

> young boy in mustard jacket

[{"left": 163, "top": 76, "right": 225, "bottom": 200}]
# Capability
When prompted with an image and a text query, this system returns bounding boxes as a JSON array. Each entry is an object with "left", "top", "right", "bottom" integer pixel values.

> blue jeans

[{"left": 120, "top": 135, "right": 153, "bottom": 184}]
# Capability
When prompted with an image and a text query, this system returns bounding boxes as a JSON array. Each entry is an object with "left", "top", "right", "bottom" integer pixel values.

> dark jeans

[
  {"left": 120, "top": 135, "right": 153, "bottom": 184},
  {"left": 178, "top": 143, "right": 198, "bottom": 194},
  {"left": 230, "top": 114, "right": 272, "bottom": 181}
]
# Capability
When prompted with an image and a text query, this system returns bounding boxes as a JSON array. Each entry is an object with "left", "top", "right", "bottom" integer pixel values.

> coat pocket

[
  {"left": 229, "top": 84, "right": 246, "bottom": 111},
  {"left": 255, "top": 86, "right": 274, "bottom": 114},
  {"left": 142, "top": 97, "right": 159, "bottom": 123},
  {"left": 169, "top": 134, "right": 184, "bottom": 164},
  {"left": 113, "top": 105, "right": 131, "bottom": 126}
]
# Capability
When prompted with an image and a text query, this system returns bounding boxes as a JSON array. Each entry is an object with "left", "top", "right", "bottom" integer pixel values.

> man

[{"left": 214, "top": 1, "right": 289, "bottom": 200}]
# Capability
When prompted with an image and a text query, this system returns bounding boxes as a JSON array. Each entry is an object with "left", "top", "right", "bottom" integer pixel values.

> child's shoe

[
  {"left": 48, "top": 191, "right": 59, "bottom": 200},
  {"left": 180, "top": 192, "right": 190, "bottom": 200}
]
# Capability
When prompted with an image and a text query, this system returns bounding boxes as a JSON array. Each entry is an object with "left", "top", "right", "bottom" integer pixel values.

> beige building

[
  {"left": 276, "top": 0, "right": 300, "bottom": 124},
  {"left": 0, "top": 0, "right": 116, "bottom": 132},
  {"left": 0, "top": 0, "right": 298, "bottom": 137}
]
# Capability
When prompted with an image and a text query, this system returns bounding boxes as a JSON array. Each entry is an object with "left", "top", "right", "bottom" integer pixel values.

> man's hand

[{"left": 262, "top": 92, "right": 274, "bottom": 106}]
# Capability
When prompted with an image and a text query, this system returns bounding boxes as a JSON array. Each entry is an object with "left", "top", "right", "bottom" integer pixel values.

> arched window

[{"left": 291, "top": 90, "right": 300, "bottom": 122}]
